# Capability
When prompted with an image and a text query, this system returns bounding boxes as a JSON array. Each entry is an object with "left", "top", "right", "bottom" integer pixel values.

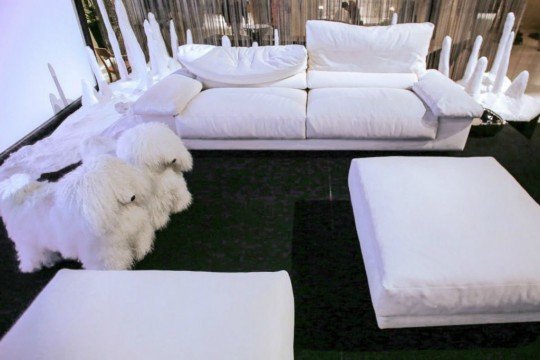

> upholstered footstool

[
  {"left": 348, "top": 157, "right": 540, "bottom": 329},
  {"left": 0, "top": 270, "right": 294, "bottom": 359}
]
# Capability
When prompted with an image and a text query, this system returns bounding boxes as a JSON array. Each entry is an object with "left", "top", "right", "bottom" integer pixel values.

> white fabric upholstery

[
  {"left": 0, "top": 270, "right": 295, "bottom": 360},
  {"left": 176, "top": 88, "right": 307, "bottom": 139},
  {"left": 307, "top": 71, "right": 417, "bottom": 89},
  {"left": 199, "top": 72, "right": 307, "bottom": 89},
  {"left": 412, "top": 70, "right": 484, "bottom": 118},
  {"left": 306, "top": 21, "right": 434, "bottom": 74},
  {"left": 132, "top": 74, "right": 202, "bottom": 116},
  {"left": 348, "top": 157, "right": 540, "bottom": 328},
  {"left": 307, "top": 88, "right": 436, "bottom": 139},
  {"left": 177, "top": 44, "right": 307, "bottom": 85}
]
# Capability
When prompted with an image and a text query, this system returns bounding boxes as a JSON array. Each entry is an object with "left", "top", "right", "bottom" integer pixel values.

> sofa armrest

[
  {"left": 133, "top": 74, "right": 202, "bottom": 117},
  {"left": 412, "top": 70, "right": 483, "bottom": 118}
]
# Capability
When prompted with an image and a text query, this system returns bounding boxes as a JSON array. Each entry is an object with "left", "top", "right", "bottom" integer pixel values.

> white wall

[{"left": 0, "top": 0, "right": 95, "bottom": 152}]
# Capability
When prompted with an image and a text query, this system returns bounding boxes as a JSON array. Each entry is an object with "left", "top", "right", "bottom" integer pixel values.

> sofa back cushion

[
  {"left": 177, "top": 44, "right": 307, "bottom": 85},
  {"left": 198, "top": 72, "right": 307, "bottom": 89},
  {"left": 306, "top": 21, "right": 434, "bottom": 75}
]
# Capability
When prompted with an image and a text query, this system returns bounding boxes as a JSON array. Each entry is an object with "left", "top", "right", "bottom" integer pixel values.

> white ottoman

[
  {"left": 0, "top": 270, "right": 294, "bottom": 360},
  {"left": 348, "top": 156, "right": 540, "bottom": 329}
]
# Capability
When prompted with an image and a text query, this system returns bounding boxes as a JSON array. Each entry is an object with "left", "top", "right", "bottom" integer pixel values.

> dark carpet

[{"left": 1, "top": 125, "right": 539, "bottom": 358}]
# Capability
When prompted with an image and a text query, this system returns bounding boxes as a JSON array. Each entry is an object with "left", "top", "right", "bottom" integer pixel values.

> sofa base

[
  {"left": 377, "top": 311, "right": 540, "bottom": 329},
  {"left": 183, "top": 138, "right": 462, "bottom": 151},
  {"left": 180, "top": 118, "right": 472, "bottom": 151}
]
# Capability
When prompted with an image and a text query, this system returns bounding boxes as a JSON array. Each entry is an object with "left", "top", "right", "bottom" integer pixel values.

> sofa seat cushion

[
  {"left": 307, "top": 88, "right": 436, "bottom": 139},
  {"left": 348, "top": 157, "right": 540, "bottom": 328},
  {"left": 177, "top": 44, "right": 307, "bottom": 85},
  {"left": 176, "top": 88, "right": 307, "bottom": 139},
  {"left": 307, "top": 71, "right": 417, "bottom": 89}
]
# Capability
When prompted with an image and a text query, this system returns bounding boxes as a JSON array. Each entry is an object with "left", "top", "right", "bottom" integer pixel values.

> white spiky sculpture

[
  {"left": 97, "top": 0, "right": 128, "bottom": 80},
  {"left": 489, "top": 12, "right": 515, "bottom": 79},
  {"left": 81, "top": 80, "right": 100, "bottom": 107},
  {"left": 144, "top": 19, "right": 169, "bottom": 78},
  {"left": 458, "top": 35, "right": 483, "bottom": 86},
  {"left": 274, "top": 29, "right": 280, "bottom": 46},
  {"left": 492, "top": 31, "right": 514, "bottom": 94},
  {"left": 222, "top": 35, "right": 232, "bottom": 47},
  {"left": 391, "top": 12, "right": 398, "bottom": 25},
  {"left": 170, "top": 20, "right": 180, "bottom": 63},
  {"left": 465, "top": 57, "right": 488, "bottom": 97},
  {"left": 438, "top": 36, "right": 452, "bottom": 77},
  {"left": 186, "top": 29, "right": 193, "bottom": 44},
  {"left": 440, "top": 12, "right": 539, "bottom": 121},
  {"left": 148, "top": 13, "right": 170, "bottom": 60},
  {"left": 85, "top": 47, "right": 113, "bottom": 100},
  {"left": 115, "top": 0, "right": 149, "bottom": 86}
]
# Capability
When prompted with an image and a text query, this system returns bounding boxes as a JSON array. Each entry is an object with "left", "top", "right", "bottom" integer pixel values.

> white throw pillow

[
  {"left": 306, "top": 21, "right": 434, "bottom": 75},
  {"left": 133, "top": 74, "right": 202, "bottom": 116},
  {"left": 177, "top": 44, "right": 307, "bottom": 85}
]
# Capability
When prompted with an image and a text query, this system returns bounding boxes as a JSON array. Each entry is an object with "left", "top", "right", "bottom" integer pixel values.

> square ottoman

[
  {"left": 348, "top": 156, "right": 540, "bottom": 329},
  {"left": 0, "top": 270, "right": 294, "bottom": 360}
]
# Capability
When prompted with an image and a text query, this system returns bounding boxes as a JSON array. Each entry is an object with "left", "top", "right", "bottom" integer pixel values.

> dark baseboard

[{"left": 0, "top": 99, "right": 82, "bottom": 167}]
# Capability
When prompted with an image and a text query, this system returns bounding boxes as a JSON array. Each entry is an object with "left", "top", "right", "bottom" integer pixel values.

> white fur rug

[{"left": 0, "top": 82, "right": 145, "bottom": 182}]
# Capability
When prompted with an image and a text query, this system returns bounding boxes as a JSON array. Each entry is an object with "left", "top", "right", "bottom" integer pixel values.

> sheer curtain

[{"left": 87, "top": 0, "right": 527, "bottom": 79}]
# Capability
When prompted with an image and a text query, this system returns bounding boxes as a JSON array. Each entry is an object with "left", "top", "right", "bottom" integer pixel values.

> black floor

[{"left": 1, "top": 125, "right": 539, "bottom": 358}]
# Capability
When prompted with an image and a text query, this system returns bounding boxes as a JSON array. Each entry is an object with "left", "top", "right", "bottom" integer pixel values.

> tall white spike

[
  {"left": 274, "top": 29, "right": 280, "bottom": 46},
  {"left": 186, "top": 29, "right": 193, "bottom": 44},
  {"left": 148, "top": 12, "right": 169, "bottom": 59},
  {"left": 85, "top": 47, "right": 112, "bottom": 99},
  {"left": 391, "top": 12, "right": 398, "bottom": 25},
  {"left": 170, "top": 20, "right": 179, "bottom": 62},
  {"left": 221, "top": 35, "right": 231, "bottom": 47},
  {"left": 505, "top": 70, "right": 529, "bottom": 99},
  {"left": 465, "top": 57, "right": 488, "bottom": 97},
  {"left": 144, "top": 20, "right": 158, "bottom": 76},
  {"left": 489, "top": 12, "right": 515, "bottom": 77},
  {"left": 85, "top": 47, "right": 106, "bottom": 84},
  {"left": 47, "top": 63, "right": 68, "bottom": 106},
  {"left": 49, "top": 94, "right": 62, "bottom": 114},
  {"left": 461, "top": 35, "right": 483, "bottom": 84},
  {"left": 438, "top": 36, "right": 452, "bottom": 77},
  {"left": 145, "top": 20, "right": 169, "bottom": 78},
  {"left": 96, "top": 0, "right": 128, "bottom": 80},
  {"left": 115, "top": 0, "right": 148, "bottom": 82},
  {"left": 492, "top": 31, "right": 514, "bottom": 94},
  {"left": 81, "top": 80, "right": 100, "bottom": 107}
]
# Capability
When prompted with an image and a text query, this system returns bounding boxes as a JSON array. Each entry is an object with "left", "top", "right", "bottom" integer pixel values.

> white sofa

[{"left": 133, "top": 21, "right": 483, "bottom": 151}]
